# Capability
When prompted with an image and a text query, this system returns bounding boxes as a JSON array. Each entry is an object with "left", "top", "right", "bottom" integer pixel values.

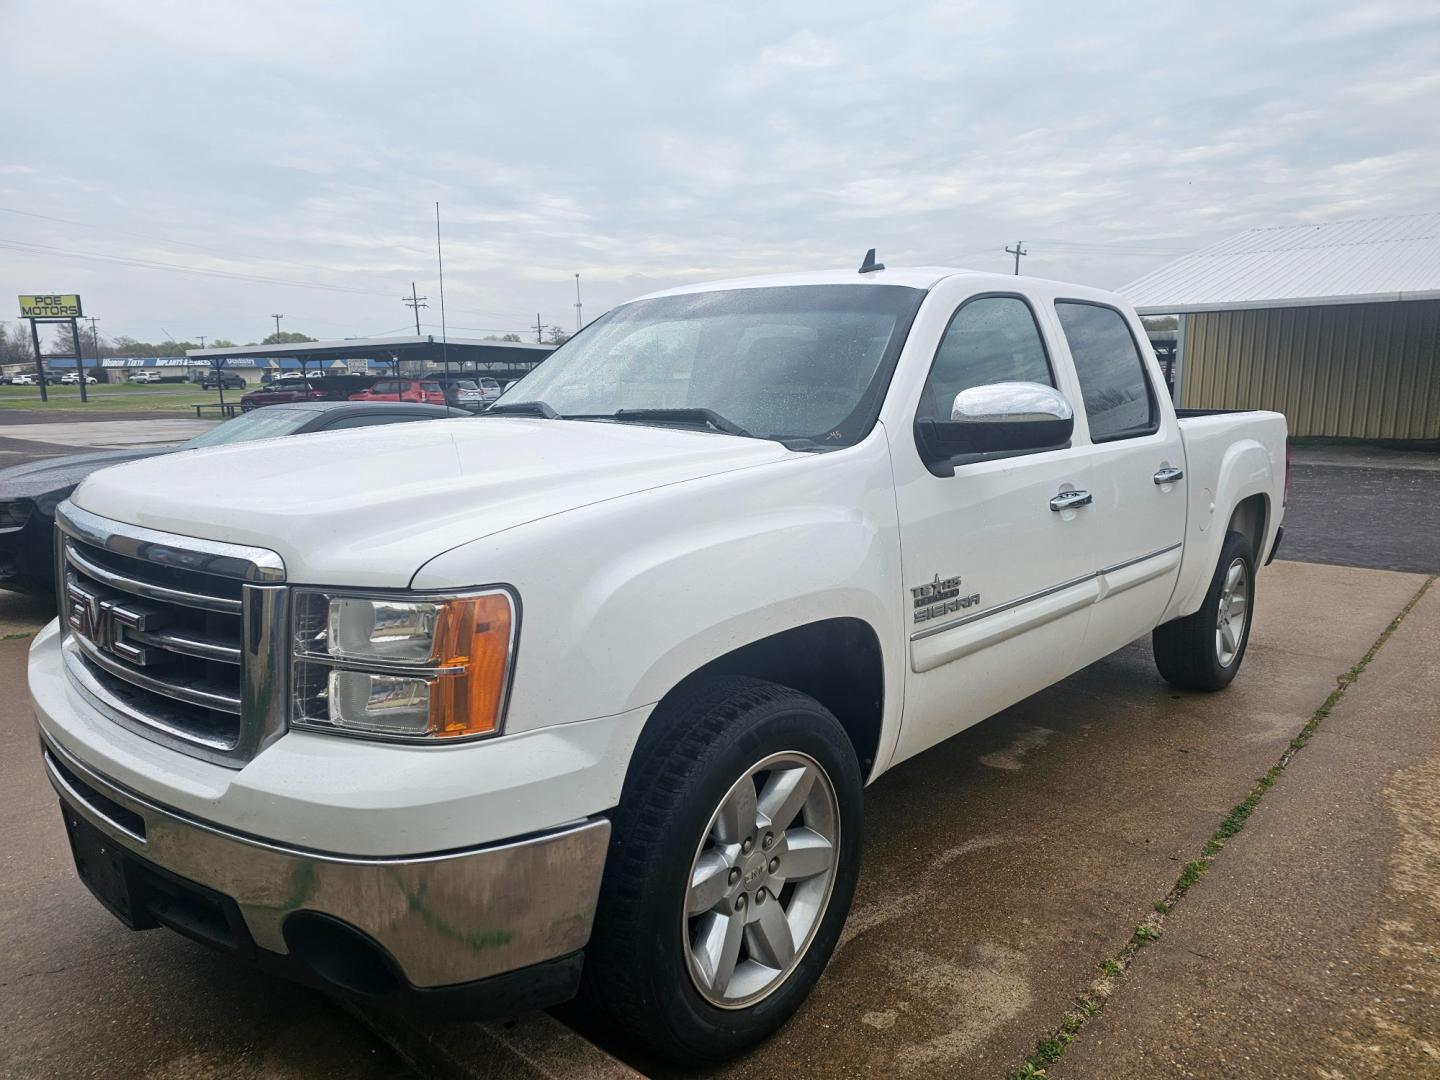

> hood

[
  {"left": 71, "top": 417, "right": 795, "bottom": 586},
  {"left": 0, "top": 447, "right": 175, "bottom": 503}
]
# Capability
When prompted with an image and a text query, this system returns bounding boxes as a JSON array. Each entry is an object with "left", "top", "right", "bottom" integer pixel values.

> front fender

[{"left": 412, "top": 439, "right": 907, "bottom": 769}]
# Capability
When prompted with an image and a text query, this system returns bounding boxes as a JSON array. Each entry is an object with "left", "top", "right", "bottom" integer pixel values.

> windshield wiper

[
  {"left": 485, "top": 400, "right": 561, "bottom": 419},
  {"left": 604, "top": 408, "right": 753, "bottom": 439}
]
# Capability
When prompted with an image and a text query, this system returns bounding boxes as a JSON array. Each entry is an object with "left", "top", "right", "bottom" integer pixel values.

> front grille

[{"left": 56, "top": 504, "right": 288, "bottom": 768}]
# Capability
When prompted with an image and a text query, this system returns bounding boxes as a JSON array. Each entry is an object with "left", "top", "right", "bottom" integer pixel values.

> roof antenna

[{"left": 858, "top": 247, "right": 884, "bottom": 274}]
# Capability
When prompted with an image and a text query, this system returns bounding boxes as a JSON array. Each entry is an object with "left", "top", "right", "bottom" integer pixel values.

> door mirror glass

[{"left": 916, "top": 381, "right": 1074, "bottom": 469}]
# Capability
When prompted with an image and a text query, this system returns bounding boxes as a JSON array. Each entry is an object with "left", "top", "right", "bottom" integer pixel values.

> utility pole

[
  {"left": 270, "top": 313, "right": 285, "bottom": 338},
  {"left": 402, "top": 282, "right": 428, "bottom": 335},
  {"left": 574, "top": 273, "right": 583, "bottom": 332},
  {"left": 1005, "top": 241, "right": 1028, "bottom": 275},
  {"left": 534, "top": 313, "right": 544, "bottom": 344},
  {"left": 197, "top": 335, "right": 206, "bottom": 349},
  {"left": 86, "top": 316, "right": 101, "bottom": 356}
]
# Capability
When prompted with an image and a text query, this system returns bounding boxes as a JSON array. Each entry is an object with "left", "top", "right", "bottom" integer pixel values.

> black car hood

[{"left": 0, "top": 447, "right": 177, "bottom": 503}]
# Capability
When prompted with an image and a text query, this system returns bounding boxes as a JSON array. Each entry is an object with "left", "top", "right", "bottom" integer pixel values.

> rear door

[{"left": 1049, "top": 300, "right": 1186, "bottom": 661}]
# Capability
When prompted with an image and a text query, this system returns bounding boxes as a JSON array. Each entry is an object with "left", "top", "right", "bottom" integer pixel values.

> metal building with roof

[{"left": 1121, "top": 213, "right": 1440, "bottom": 439}]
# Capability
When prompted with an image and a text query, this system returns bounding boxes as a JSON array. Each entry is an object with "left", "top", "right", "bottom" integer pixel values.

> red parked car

[{"left": 349, "top": 378, "right": 448, "bottom": 406}]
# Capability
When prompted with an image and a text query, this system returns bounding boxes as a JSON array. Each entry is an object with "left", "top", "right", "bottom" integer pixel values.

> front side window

[
  {"left": 921, "top": 295, "right": 1053, "bottom": 419},
  {"left": 1055, "top": 302, "right": 1156, "bottom": 441},
  {"left": 498, "top": 284, "right": 924, "bottom": 447}
]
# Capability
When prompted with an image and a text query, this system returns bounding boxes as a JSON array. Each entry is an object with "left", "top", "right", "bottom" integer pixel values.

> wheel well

[
  {"left": 1227, "top": 494, "right": 1268, "bottom": 562},
  {"left": 650, "top": 618, "right": 885, "bottom": 780}
]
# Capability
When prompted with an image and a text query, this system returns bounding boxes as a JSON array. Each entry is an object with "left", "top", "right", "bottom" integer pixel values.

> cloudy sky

[{"left": 4, "top": 0, "right": 1439, "bottom": 347}]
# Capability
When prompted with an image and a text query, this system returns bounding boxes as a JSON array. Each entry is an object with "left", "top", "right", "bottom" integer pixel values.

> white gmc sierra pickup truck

[{"left": 29, "top": 263, "right": 1287, "bottom": 1063}]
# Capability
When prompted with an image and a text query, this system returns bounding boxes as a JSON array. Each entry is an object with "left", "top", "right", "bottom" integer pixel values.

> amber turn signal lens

[{"left": 427, "top": 593, "right": 514, "bottom": 737}]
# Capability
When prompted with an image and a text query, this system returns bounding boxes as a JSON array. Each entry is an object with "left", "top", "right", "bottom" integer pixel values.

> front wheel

[
  {"left": 582, "top": 677, "right": 863, "bottom": 1063},
  {"left": 1153, "top": 529, "right": 1255, "bottom": 691}
]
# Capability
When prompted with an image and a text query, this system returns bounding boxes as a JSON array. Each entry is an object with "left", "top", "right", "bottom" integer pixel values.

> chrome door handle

[
  {"left": 1153, "top": 467, "right": 1185, "bottom": 485},
  {"left": 1049, "top": 489, "right": 1093, "bottom": 512}
]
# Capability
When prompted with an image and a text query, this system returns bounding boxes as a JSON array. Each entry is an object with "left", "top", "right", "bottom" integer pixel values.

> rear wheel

[
  {"left": 582, "top": 677, "right": 863, "bottom": 1063},
  {"left": 1153, "top": 529, "right": 1255, "bottom": 691}
]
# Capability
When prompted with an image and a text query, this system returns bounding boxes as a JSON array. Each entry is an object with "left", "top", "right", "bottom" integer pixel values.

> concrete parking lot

[{"left": 1, "top": 411, "right": 1437, "bottom": 1079}]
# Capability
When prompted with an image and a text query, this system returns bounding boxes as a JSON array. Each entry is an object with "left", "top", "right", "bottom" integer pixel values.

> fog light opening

[{"left": 283, "top": 912, "right": 405, "bottom": 996}]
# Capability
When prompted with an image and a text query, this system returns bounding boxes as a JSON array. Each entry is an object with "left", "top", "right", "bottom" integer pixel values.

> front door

[{"left": 888, "top": 288, "right": 1097, "bottom": 764}]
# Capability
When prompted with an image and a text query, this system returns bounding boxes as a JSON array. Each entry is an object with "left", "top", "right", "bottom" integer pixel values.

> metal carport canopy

[{"left": 186, "top": 335, "right": 554, "bottom": 376}]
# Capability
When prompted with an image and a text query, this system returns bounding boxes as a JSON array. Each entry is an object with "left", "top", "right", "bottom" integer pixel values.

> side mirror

[{"left": 915, "top": 381, "right": 1074, "bottom": 471}]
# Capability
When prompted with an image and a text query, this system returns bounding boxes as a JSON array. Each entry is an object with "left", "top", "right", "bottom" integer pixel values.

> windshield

[
  {"left": 181, "top": 408, "right": 316, "bottom": 448},
  {"left": 498, "top": 284, "right": 924, "bottom": 446}
]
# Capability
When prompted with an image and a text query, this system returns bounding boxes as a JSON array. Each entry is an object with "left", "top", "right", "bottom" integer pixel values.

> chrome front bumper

[{"left": 41, "top": 733, "right": 610, "bottom": 989}]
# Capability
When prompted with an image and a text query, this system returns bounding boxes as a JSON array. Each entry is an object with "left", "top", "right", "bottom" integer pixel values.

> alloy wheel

[
  {"left": 1215, "top": 557, "right": 1250, "bottom": 667},
  {"left": 682, "top": 751, "right": 839, "bottom": 1009}
]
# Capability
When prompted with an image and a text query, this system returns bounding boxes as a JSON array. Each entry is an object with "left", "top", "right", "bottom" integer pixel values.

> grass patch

[
  {"left": 0, "top": 384, "right": 220, "bottom": 412},
  {"left": 1006, "top": 574, "right": 1435, "bottom": 1080},
  {"left": 2, "top": 631, "right": 35, "bottom": 640}
]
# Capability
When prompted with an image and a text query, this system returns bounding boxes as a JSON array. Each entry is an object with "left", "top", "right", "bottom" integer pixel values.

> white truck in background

[{"left": 30, "top": 261, "right": 1286, "bottom": 1063}]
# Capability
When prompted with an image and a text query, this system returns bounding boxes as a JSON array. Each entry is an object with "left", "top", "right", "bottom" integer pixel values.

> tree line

[{"left": 0, "top": 321, "right": 317, "bottom": 366}]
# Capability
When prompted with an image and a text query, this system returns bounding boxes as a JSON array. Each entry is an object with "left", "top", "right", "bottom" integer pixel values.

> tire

[
  {"left": 582, "top": 676, "right": 863, "bottom": 1064},
  {"left": 1153, "top": 529, "right": 1255, "bottom": 691}
]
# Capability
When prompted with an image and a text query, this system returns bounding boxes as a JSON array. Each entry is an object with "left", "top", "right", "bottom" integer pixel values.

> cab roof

[{"left": 634, "top": 266, "right": 1129, "bottom": 306}]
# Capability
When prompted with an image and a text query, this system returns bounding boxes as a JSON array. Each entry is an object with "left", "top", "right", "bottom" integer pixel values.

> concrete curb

[{"left": 345, "top": 1005, "right": 646, "bottom": 1080}]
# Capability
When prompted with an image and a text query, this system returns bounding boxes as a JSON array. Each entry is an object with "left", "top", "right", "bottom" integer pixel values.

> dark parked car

[
  {"left": 0, "top": 401, "right": 467, "bottom": 596},
  {"left": 200, "top": 371, "right": 247, "bottom": 390},
  {"left": 240, "top": 374, "right": 375, "bottom": 410}
]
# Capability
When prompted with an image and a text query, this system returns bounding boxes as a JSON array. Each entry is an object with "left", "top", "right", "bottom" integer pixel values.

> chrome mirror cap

[{"left": 951, "top": 381, "right": 1074, "bottom": 424}]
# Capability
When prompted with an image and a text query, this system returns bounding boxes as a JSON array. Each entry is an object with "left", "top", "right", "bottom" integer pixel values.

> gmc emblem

[{"left": 65, "top": 576, "right": 158, "bottom": 666}]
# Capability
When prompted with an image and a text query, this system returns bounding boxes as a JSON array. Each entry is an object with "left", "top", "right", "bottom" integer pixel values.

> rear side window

[
  {"left": 922, "top": 295, "right": 1053, "bottom": 418},
  {"left": 1054, "top": 302, "right": 1156, "bottom": 441},
  {"left": 421, "top": 382, "right": 441, "bottom": 393}
]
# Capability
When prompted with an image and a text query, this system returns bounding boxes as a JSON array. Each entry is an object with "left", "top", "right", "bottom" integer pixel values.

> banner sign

[
  {"left": 19, "top": 294, "right": 83, "bottom": 318},
  {"left": 100, "top": 356, "right": 196, "bottom": 368}
]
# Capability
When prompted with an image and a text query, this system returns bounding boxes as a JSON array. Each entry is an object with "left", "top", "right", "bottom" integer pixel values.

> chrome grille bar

[
  {"left": 72, "top": 632, "right": 242, "bottom": 714},
  {"left": 126, "top": 625, "right": 242, "bottom": 665},
  {"left": 64, "top": 541, "right": 242, "bottom": 615}
]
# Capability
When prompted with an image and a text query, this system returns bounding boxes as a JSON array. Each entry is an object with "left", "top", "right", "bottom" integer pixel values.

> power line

[{"left": 0, "top": 237, "right": 529, "bottom": 321}]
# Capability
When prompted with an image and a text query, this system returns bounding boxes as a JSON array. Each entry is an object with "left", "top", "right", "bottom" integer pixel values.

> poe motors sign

[
  {"left": 18, "top": 292, "right": 90, "bottom": 402},
  {"left": 19, "top": 293, "right": 84, "bottom": 319}
]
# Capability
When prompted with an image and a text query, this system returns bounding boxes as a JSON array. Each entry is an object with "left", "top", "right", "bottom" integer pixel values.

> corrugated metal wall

[{"left": 1181, "top": 300, "right": 1440, "bottom": 438}]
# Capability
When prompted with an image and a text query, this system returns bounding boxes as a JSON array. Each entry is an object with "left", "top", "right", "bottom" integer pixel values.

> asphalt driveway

[{"left": 1282, "top": 461, "right": 1439, "bottom": 573}]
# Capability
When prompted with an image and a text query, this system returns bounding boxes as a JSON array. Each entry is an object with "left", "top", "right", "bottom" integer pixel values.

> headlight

[{"left": 291, "top": 588, "right": 516, "bottom": 741}]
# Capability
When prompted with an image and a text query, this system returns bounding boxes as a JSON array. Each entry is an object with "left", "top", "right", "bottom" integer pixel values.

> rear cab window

[{"left": 1053, "top": 301, "right": 1157, "bottom": 441}]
